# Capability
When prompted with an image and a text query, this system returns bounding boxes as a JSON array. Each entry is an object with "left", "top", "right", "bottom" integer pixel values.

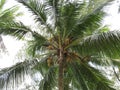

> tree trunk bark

[{"left": 58, "top": 48, "right": 64, "bottom": 90}]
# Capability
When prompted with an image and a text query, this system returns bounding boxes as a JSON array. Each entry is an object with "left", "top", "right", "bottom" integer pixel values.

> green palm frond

[
  {"left": 34, "top": 56, "right": 51, "bottom": 76},
  {"left": 34, "top": 57, "right": 58, "bottom": 90},
  {"left": 72, "top": 31, "right": 120, "bottom": 58},
  {"left": 34, "top": 54, "right": 58, "bottom": 75},
  {"left": 27, "top": 42, "right": 45, "bottom": 57},
  {"left": 61, "top": 0, "right": 112, "bottom": 38},
  {"left": 0, "top": 4, "right": 22, "bottom": 23},
  {"left": 17, "top": 0, "right": 47, "bottom": 25},
  {"left": 0, "top": 21, "right": 46, "bottom": 40},
  {"left": 69, "top": 62, "right": 115, "bottom": 90},
  {"left": 71, "top": 11, "right": 104, "bottom": 38},
  {"left": 27, "top": 32, "right": 49, "bottom": 56},
  {"left": 90, "top": 55, "right": 110, "bottom": 66},
  {"left": 0, "top": 0, "right": 6, "bottom": 10},
  {"left": 39, "top": 66, "right": 57, "bottom": 90},
  {"left": 0, "top": 21, "right": 32, "bottom": 39},
  {"left": 80, "top": 0, "right": 113, "bottom": 18},
  {"left": 112, "top": 59, "right": 120, "bottom": 67},
  {"left": 70, "top": 63, "right": 90, "bottom": 90},
  {"left": 63, "top": 71, "right": 72, "bottom": 90},
  {"left": 47, "top": 0, "right": 59, "bottom": 7},
  {"left": 0, "top": 2, "right": 29, "bottom": 39},
  {"left": 90, "top": 55, "right": 120, "bottom": 68},
  {"left": 17, "top": 0, "right": 56, "bottom": 36},
  {"left": 0, "top": 59, "right": 38, "bottom": 89},
  {"left": 58, "top": 2, "right": 86, "bottom": 39}
]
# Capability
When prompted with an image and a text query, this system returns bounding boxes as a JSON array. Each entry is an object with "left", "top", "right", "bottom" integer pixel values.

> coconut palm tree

[{"left": 1, "top": 0, "right": 120, "bottom": 90}]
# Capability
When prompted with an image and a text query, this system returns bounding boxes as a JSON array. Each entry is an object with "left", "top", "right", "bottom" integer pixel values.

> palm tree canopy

[{"left": 0, "top": 0, "right": 120, "bottom": 90}]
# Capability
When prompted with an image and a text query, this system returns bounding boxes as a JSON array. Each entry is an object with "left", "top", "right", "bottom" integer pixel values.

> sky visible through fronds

[
  {"left": 0, "top": 0, "right": 120, "bottom": 89},
  {"left": 0, "top": 0, "right": 119, "bottom": 67}
]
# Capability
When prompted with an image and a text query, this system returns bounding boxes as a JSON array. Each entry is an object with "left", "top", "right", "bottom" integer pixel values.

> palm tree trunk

[
  {"left": 58, "top": 48, "right": 64, "bottom": 90},
  {"left": 59, "top": 61, "right": 64, "bottom": 90}
]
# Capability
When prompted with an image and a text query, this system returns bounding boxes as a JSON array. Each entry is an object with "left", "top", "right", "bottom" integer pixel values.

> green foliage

[
  {"left": 0, "top": 59, "right": 38, "bottom": 89},
  {"left": 69, "top": 62, "right": 115, "bottom": 90},
  {"left": 0, "top": 21, "right": 31, "bottom": 39},
  {"left": 1, "top": 0, "right": 120, "bottom": 90},
  {"left": 17, "top": 0, "right": 47, "bottom": 24},
  {"left": 0, "top": 0, "right": 5, "bottom": 10},
  {"left": 39, "top": 66, "right": 57, "bottom": 90},
  {"left": 72, "top": 31, "right": 120, "bottom": 57}
]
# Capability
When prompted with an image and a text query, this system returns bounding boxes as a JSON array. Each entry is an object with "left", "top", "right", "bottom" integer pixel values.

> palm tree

[{"left": 1, "top": 0, "right": 120, "bottom": 90}]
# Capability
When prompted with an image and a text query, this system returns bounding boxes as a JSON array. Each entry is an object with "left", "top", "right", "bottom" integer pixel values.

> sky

[
  {"left": 0, "top": 0, "right": 119, "bottom": 89},
  {"left": 0, "top": 0, "right": 120, "bottom": 68},
  {"left": 0, "top": 0, "right": 34, "bottom": 68},
  {"left": 104, "top": 0, "right": 120, "bottom": 30}
]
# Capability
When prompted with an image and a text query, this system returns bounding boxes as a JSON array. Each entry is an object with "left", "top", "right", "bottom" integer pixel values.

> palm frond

[
  {"left": 0, "top": 21, "right": 44, "bottom": 40},
  {"left": 71, "top": 11, "right": 104, "bottom": 38},
  {"left": 34, "top": 56, "right": 50, "bottom": 76},
  {"left": 0, "top": 21, "right": 32, "bottom": 39},
  {"left": 72, "top": 31, "right": 120, "bottom": 58},
  {"left": 112, "top": 59, "right": 120, "bottom": 67},
  {"left": 69, "top": 62, "right": 115, "bottom": 90},
  {"left": 27, "top": 35, "right": 47, "bottom": 57},
  {"left": 65, "top": 26, "right": 110, "bottom": 49},
  {"left": 0, "top": 59, "right": 38, "bottom": 89},
  {"left": 34, "top": 56, "right": 58, "bottom": 90},
  {"left": 54, "top": 1, "right": 86, "bottom": 39},
  {"left": 0, "top": 6, "right": 17, "bottom": 21},
  {"left": 0, "top": 1, "right": 23, "bottom": 38},
  {"left": 70, "top": 63, "right": 90, "bottom": 90},
  {"left": 90, "top": 55, "right": 110, "bottom": 66},
  {"left": 91, "top": 56, "right": 120, "bottom": 68},
  {"left": 39, "top": 66, "right": 57, "bottom": 90},
  {"left": 17, "top": 0, "right": 56, "bottom": 37},
  {"left": 34, "top": 54, "right": 57, "bottom": 75},
  {"left": 17, "top": 0, "right": 47, "bottom": 25},
  {"left": 47, "top": 0, "right": 59, "bottom": 7},
  {"left": 64, "top": 0, "right": 113, "bottom": 38},
  {"left": 0, "top": 0, "right": 6, "bottom": 10},
  {"left": 77, "top": 0, "right": 113, "bottom": 22}
]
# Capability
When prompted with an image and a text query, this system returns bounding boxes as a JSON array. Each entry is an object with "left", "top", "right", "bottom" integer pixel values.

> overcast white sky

[
  {"left": 104, "top": 0, "right": 120, "bottom": 30},
  {"left": 0, "top": 0, "right": 120, "bottom": 68}
]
